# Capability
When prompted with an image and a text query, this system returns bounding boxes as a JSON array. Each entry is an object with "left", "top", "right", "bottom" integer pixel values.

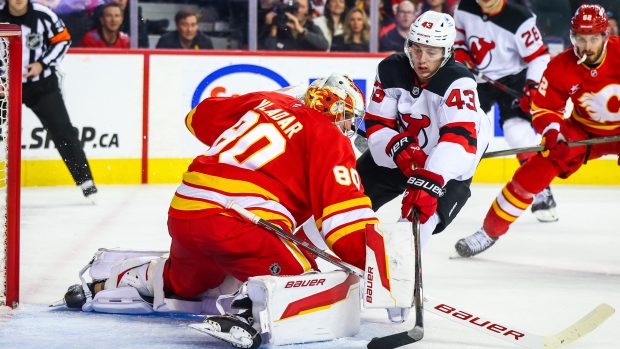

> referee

[{"left": 0, "top": 0, "right": 97, "bottom": 198}]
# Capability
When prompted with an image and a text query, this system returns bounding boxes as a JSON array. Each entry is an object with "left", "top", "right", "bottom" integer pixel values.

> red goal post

[{"left": 0, "top": 23, "right": 21, "bottom": 309}]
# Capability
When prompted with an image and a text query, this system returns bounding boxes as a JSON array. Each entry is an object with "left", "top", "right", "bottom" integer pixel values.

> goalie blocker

[{"left": 58, "top": 225, "right": 416, "bottom": 347}]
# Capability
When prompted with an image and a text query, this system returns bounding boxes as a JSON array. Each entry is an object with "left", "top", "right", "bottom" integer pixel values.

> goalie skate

[
  {"left": 454, "top": 229, "right": 497, "bottom": 258},
  {"left": 531, "top": 187, "right": 559, "bottom": 222},
  {"left": 189, "top": 315, "right": 261, "bottom": 349}
]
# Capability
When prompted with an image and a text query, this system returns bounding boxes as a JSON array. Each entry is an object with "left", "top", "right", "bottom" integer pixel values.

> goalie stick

[
  {"left": 367, "top": 212, "right": 423, "bottom": 349},
  {"left": 226, "top": 201, "right": 615, "bottom": 348},
  {"left": 483, "top": 134, "right": 620, "bottom": 158}
]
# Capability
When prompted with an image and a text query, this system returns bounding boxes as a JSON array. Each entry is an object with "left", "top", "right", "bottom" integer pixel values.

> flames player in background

[
  {"left": 357, "top": 10, "right": 491, "bottom": 293},
  {"left": 60, "top": 75, "right": 420, "bottom": 348},
  {"left": 453, "top": 0, "right": 557, "bottom": 222},
  {"left": 454, "top": 4, "right": 620, "bottom": 258}
]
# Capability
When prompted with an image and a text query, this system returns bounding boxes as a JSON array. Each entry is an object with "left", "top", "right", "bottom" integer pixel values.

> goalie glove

[
  {"left": 401, "top": 169, "right": 445, "bottom": 224},
  {"left": 386, "top": 133, "right": 428, "bottom": 177},
  {"left": 518, "top": 80, "right": 539, "bottom": 114}
]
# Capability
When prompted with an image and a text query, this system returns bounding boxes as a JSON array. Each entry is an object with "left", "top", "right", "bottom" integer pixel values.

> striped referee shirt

[{"left": 0, "top": 1, "right": 71, "bottom": 83}]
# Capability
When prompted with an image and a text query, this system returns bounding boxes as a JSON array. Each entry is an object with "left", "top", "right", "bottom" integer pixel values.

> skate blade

[
  {"left": 189, "top": 321, "right": 254, "bottom": 348},
  {"left": 448, "top": 252, "right": 468, "bottom": 260},
  {"left": 49, "top": 298, "right": 66, "bottom": 307}
]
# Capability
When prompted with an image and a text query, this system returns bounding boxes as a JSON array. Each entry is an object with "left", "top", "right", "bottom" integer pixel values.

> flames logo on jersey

[
  {"left": 468, "top": 36, "right": 496, "bottom": 69},
  {"left": 578, "top": 84, "right": 620, "bottom": 122}
]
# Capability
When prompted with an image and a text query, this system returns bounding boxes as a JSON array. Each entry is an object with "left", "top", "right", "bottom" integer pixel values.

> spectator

[
  {"left": 91, "top": 0, "right": 148, "bottom": 48},
  {"left": 314, "top": 0, "right": 347, "bottom": 48},
  {"left": 379, "top": 0, "right": 415, "bottom": 51},
  {"left": 156, "top": 9, "right": 213, "bottom": 49},
  {"left": 421, "top": 0, "right": 446, "bottom": 14},
  {"left": 608, "top": 11, "right": 619, "bottom": 36},
  {"left": 0, "top": 0, "right": 98, "bottom": 198},
  {"left": 81, "top": 3, "right": 129, "bottom": 48},
  {"left": 262, "top": 0, "right": 329, "bottom": 51},
  {"left": 331, "top": 7, "right": 369, "bottom": 51}
]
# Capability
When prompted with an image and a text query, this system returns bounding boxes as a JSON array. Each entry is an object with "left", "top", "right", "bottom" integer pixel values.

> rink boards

[{"left": 19, "top": 49, "right": 619, "bottom": 186}]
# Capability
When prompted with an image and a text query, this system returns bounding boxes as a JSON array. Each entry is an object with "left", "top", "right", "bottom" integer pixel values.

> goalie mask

[
  {"left": 405, "top": 11, "right": 456, "bottom": 78},
  {"left": 304, "top": 74, "right": 365, "bottom": 137}
]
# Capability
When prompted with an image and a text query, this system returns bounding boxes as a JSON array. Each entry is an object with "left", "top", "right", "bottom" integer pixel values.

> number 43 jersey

[
  {"left": 365, "top": 53, "right": 491, "bottom": 183},
  {"left": 169, "top": 91, "right": 377, "bottom": 251}
]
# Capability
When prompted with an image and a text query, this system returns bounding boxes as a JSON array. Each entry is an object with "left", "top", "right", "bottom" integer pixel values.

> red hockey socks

[{"left": 483, "top": 181, "right": 534, "bottom": 238}]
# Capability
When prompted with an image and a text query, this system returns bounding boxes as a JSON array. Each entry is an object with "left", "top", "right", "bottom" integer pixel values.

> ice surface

[{"left": 0, "top": 184, "right": 618, "bottom": 348}]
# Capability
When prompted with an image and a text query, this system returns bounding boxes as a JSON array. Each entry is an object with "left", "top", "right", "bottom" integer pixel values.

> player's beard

[{"left": 578, "top": 46, "right": 604, "bottom": 65}]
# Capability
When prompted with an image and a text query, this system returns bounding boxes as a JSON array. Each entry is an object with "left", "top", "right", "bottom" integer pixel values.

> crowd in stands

[{"left": 34, "top": 0, "right": 620, "bottom": 51}]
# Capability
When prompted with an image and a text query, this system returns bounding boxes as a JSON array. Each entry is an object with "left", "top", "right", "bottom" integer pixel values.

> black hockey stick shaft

[
  {"left": 226, "top": 201, "right": 364, "bottom": 277},
  {"left": 472, "top": 69, "right": 521, "bottom": 99},
  {"left": 367, "top": 211, "right": 424, "bottom": 349},
  {"left": 483, "top": 134, "right": 620, "bottom": 158}
]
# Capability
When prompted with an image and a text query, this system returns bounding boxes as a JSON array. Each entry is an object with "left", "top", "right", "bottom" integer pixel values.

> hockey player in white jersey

[
  {"left": 453, "top": 0, "right": 557, "bottom": 222},
  {"left": 358, "top": 11, "right": 491, "bottom": 250}
]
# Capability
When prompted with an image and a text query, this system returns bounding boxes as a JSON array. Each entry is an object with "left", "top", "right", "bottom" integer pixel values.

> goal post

[{"left": 0, "top": 23, "right": 22, "bottom": 309}]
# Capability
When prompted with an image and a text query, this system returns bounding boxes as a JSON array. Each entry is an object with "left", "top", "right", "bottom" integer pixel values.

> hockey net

[{"left": 0, "top": 24, "right": 21, "bottom": 309}]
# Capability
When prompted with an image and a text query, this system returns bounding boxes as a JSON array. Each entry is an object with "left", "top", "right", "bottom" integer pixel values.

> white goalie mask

[
  {"left": 404, "top": 11, "right": 456, "bottom": 71},
  {"left": 304, "top": 73, "right": 365, "bottom": 137}
]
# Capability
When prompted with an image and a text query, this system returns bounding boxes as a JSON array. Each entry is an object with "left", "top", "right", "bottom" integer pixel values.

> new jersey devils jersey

[
  {"left": 364, "top": 53, "right": 491, "bottom": 183},
  {"left": 169, "top": 91, "right": 378, "bottom": 250},
  {"left": 532, "top": 36, "right": 620, "bottom": 136},
  {"left": 454, "top": 0, "right": 549, "bottom": 82}
]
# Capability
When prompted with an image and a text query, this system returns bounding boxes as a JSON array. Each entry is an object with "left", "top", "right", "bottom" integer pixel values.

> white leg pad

[
  {"left": 79, "top": 248, "right": 244, "bottom": 315},
  {"left": 87, "top": 287, "right": 155, "bottom": 314},
  {"left": 86, "top": 248, "right": 169, "bottom": 281},
  {"left": 247, "top": 271, "right": 360, "bottom": 346},
  {"left": 364, "top": 223, "right": 415, "bottom": 309}
]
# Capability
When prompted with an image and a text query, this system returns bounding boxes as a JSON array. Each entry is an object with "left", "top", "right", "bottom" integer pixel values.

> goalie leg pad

[
  {"left": 364, "top": 223, "right": 415, "bottom": 309},
  {"left": 247, "top": 271, "right": 360, "bottom": 346}
]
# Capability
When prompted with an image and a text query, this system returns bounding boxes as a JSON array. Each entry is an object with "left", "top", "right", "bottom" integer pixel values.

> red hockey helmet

[{"left": 571, "top": 4, "right": 608, "bottom": 35}]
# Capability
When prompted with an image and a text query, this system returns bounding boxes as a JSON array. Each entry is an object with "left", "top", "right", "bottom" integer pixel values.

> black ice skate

[
  {"left": 80, "top": 180, "right": 98, "bottom": 199},
  {"left": 455, "top": 229, "right": 497, "bottom": 258},
  {"left": 50, "top": 280, "right": 106, "bottom": 308},
  {"left": 189, "top": 314, "right": 261, "bottom": 349},
  {"left": 531, "top": 187, "right": 558, "bottom": 222}
]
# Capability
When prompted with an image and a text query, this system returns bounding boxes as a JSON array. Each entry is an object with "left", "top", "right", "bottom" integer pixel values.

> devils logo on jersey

[
  {"left": 399, "top": 113, "right": 431, "bottom": 148},
  {"left": 468, "top": 36, "right": 495, "bottom": 69}
]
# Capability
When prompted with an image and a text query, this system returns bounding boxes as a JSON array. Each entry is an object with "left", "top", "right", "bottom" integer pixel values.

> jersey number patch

[
  {"left": 521, "top": 27, "right": 541, "bottom": 48},
  {"left": 205, "top": 111, "right": 286, "bottom": 170},
  {"left": 445, "top": 89, "right": 477, "bottom": 111}
]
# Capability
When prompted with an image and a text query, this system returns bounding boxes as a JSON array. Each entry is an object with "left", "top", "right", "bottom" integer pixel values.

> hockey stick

[
  {"left": 424, "top": 296, "right": 614, "bottom": 349},
  {"left": 225, "top": 201, "right": 364, "bottom": 277},
  {"left": 472, "top": 69, "right": 521, "bottom": 99},
  {"left": 227, "top": 201, "right": 615, "bottom": 348},
  {"left": 367, "top": 211, "right": 424, "bottom": 349},
  {"left": 483, "top": 134, "right": 620, "bottom": 158}
]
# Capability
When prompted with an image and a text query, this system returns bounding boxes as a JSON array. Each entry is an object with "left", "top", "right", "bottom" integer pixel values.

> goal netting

[{"left": 0, "top": 24, "right": 22, "bottom": 309}]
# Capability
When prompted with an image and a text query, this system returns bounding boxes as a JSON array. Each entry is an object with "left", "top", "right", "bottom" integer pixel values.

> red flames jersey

[
  {"left": 532, "top": 36, "right": 620, "bottom": 136},
  {"left": 169, "top": 91, "right": 378, "bottom": 251}
]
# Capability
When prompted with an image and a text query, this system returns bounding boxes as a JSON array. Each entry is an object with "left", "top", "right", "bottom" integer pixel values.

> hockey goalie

[{"left": 55, "top": 74, "right": 418, "bottom": 348}]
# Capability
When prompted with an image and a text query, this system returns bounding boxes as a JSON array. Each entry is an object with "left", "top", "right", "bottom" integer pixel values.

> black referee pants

[
  {"left": 22, "top": 74, "right": 93, "bottom": 185},
  {"left": 356, "top": 150, "right": 472, "bottom": 235}
]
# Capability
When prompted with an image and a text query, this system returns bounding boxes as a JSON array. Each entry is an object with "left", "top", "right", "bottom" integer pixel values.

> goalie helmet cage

[{"left": 0, "top": 23, "right": 22, "bottom": 309}]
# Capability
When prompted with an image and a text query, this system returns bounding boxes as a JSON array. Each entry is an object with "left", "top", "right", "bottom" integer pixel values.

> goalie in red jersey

[
  {"left": 60, "top": 74, "right": 419, "bottom": 348},
  {"left": 455, "top": 4, "right": 620, "bottom": 258}
]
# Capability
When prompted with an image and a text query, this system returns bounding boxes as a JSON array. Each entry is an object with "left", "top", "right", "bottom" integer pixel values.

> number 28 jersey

[
  {"left": 169, "top": 91, "right": 377, "bottom": 251},
  {"left": 365, "top": 54, "right": 491, "bottom": 183}
]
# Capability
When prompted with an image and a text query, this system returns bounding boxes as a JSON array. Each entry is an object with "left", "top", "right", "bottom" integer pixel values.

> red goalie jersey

[
  {"left": 532, "top": 36, "right": 620, "bottom": 136},
  {"left": 169, "top": 91, "right": 378, "bottom": 255}
]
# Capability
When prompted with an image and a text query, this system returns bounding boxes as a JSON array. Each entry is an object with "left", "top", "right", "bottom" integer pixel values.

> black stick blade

[{"left": 367, "top": 326, "right": 424, "bottom": 349}]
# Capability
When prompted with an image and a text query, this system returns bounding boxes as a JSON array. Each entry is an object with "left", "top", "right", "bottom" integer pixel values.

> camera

[{"left": 273, "top": 0, "right": 299, "bottom": 29}]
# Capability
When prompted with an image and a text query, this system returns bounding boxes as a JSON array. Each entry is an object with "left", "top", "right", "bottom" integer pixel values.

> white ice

[{"left": 1, "top": 183, "right": 618, "bottom": 348}]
